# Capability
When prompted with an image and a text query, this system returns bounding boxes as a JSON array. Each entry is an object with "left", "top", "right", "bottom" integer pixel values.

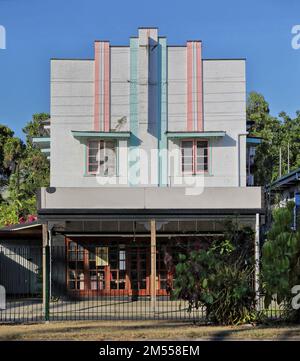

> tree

[
  {"left": 22, "top": 112, "right": 50, "bottom": 143},
  {"left": 173, "top": 222, "right": 257, "bottom": 325},
  {"left": 277, "top": 111, "right": 300, "bottom": 174},
  {"left": 0, "top": 125, "right": 24, "bottom": 191},
  {"left": 247, "top": 92, "right": 300, "bottom": 185},
  {"left": 247, "top": 91, "right": 270, "bottom": 134},
  {"left": 0, "top": 113, "right": 50, "bottom": 226},
  {"left": 247, "top": 92, "right": 282, "bottom": 185},
  {"left": 262, "top": 202, "right": 300, "bottom": 321},
  {"left": 20, "top": 113, "right": 50, "bottom": 200}
]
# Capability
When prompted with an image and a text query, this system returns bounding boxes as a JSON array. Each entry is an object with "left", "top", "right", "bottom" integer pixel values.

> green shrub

[
  {"left": 173, "top": 224, "right": 257, "bottom": 325},
  {"left": 262, "top": 202, "right": 300, "bottom": 321}
]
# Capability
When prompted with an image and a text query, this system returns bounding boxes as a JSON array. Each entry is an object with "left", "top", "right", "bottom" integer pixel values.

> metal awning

[
  {"left": 38, "top": 208, "right": 264, "bottom": 222},
  {"left": 72, "top": 131, "right": 131, "bottom": 139},
  {"left": 267, "top": 168, "right": 300, "bottom": 191},
  {"left": 0, "top": 221, "right": 41, "bottom": 232},
  {"left": 166, "top": 131, "right": 226, "bottom": 139},
  {"left": 32, "top": 137, "right": 50, "bottom": 148},
  {"left": 0, "top": 221, "right": 42, "bottom": 239},
  {"left": 247, "top": 136, "right": 262, "bottom": 144}
]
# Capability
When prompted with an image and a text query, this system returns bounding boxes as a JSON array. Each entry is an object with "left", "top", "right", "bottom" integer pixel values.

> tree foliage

[
  {"left": 0, "top": 113, "right": 50, "bottom": 227},
  {"left": 23, "top": 112, "right": 50, "bottom": 143},
  {"left": 173, "top": 222, "right": 257, "bottom": 325},
  {"left": 247, "top": 92, "right": 300, "bottom": 185},
  {"left": 261, "top": 202, "right": 300, "bottom": 320},
  {"left": 0, "top": 125, "right": 24, "bottom": 191}
]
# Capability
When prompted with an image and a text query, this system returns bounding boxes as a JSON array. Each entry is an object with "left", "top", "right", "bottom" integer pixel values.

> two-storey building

[{"left": 36, "top": 28, "right": 263, "bottom": 299}]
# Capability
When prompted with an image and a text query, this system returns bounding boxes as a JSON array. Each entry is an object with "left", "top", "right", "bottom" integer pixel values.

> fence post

[
  {"left": 42, "top": 224, "right": 50, "bottom": 321},
  {"left": 150, "top": 219, "right": 156, "bottom": 313},
  {"left": 255, "top": 213, "right": 260, "bottom": 311}
]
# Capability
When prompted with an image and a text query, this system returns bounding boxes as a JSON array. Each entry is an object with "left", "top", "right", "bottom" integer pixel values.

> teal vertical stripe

[
  {"left": 129, "top": 38, "right": 139, "bottom": 186},
  {"left": 158, "top": 38, "right": 168, "bottom": 186},
  {"left": 116, "top": 140, "right": 119, "bottom": 177},
  {"left": 84, "top": 140, "right": 87, "bottom": 174}
]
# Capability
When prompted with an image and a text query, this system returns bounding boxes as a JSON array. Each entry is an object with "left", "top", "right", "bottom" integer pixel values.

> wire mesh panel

[
  {"left": 49, "top": 241, "right": 206, "bottom": 321},
  {"left": 0, "top": 242, "right": 286, "bottom": 323},
  {"left": 0, "top": 245, "right": 43, "bottom": 323}
]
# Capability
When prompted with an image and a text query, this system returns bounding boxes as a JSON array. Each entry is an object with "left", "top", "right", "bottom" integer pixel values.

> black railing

[{"left": 0, "top": 245, "right": 285, "bottom": 323}]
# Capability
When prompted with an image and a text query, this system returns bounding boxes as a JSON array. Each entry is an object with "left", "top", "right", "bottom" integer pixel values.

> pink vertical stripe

[
  {"left": 196, "top": 42, "right": 203, "bottom": 131},
  {"left": 94, "top": 42, "right": 100, "bottom": 131},
  {"left": 192, "top": 140, "right": 196, "bottom": 174},
  {"left": 187, "top": 42, "right": 193, "bottom": 131},
  {"left": 104, "top": 42, "right": 110, "bottom": 132}
]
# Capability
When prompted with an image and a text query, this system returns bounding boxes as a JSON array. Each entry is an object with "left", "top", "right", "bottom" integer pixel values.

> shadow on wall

[
  {"left": 212, "top": 134, "right": 236, "bottom": 147},
  {"left": 0, "top": 245, "right": 42, "bottom": 296}
]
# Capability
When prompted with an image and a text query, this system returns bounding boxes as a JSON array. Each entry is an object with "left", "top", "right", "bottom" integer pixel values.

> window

[
  {"left": 109, "top": 245, "right": 126, "bottom": 290},
  {"left": 87, "top": 140, "right": 116, "bottom": 176},
  {"left": 67, "top": 241, "right": 127, "bottom": 292},
  {"left": 196, "top": 141, "right": 208, "bottom": 172},
  {"left": 67, "top": 241, "right": 85, "bottom": 290},
  {"left": 181, "top": 141, "right": 193, "bottom": 173},
  {"left": 181, "top": 139, "right": 208, "bottom": 174},
  {"left": 89, "top": 247, "right": 106, "bottom": 291}
]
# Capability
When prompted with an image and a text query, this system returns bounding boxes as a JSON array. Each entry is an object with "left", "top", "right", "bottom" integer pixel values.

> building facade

[{"left": 36, "top": 28, "right": 263, "bottom": 299}]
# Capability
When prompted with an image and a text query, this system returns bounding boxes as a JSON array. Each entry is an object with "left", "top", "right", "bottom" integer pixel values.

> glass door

[
  {"left": 108, "top": 244, "right": 127, "bottom": 293},
  {"left": 66, "top": 239, "right": 130, "bottom": 295},
  {"left": 129, "top": 245, "right": 150, "bottom": 296},
  {"left": 67, "top": 241, "right": 85, "bottom": 291}
]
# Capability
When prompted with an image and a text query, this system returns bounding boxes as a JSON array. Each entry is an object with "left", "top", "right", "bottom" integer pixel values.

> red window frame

[
  {"left": 87, "top": 139, "right": 116, "bottom": 176},
  {"left": 87, "top": 140, "right": 100, "bottom": 175},
  {"left": 181, "top": 139, "right": 208, "bottom": 175}
]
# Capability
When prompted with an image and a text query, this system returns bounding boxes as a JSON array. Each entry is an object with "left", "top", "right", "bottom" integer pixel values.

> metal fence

[
  {"left": 0, "top": 244, "right": 285, "bottom": 323},
  {"left": 0, "top": 245, "right": 43, "bottom": 322}
]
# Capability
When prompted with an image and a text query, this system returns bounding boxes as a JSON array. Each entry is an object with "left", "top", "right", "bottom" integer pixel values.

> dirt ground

[{"left": 0, "top": 321, "right": 300, "bottom": 340}]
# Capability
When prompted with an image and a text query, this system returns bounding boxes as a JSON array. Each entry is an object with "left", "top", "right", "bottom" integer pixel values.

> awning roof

[
  {"left": 72, "top": 131, "right": 131, "bottom": 139},
  {"left": 0, "top": 220, "right": 41, "bottom": 232},
  {"left": 267, "top": 167, "right": 300, "bottom": 191},
  {"left": 32, "top": 137, "right": 50, "bottom": 148},
  {"left": 0, "top": 221, "right": 42, "bottom": 239},
  {"left": 38, "top": 208, "right": 264, "bottom": 223},
  {"left": 166, "top": 131, "right": 226, "bottom": 139},
  {"left": 246, "top": 136, "right": 262, "bottom": 144}
]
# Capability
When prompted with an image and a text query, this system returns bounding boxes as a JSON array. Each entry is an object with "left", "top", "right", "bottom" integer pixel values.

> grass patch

[{"left": 0, "top": 321, "right": 300, "bottom": 340}]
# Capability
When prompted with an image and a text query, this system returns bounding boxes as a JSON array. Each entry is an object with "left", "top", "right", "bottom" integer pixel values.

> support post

[
  {"left": 255, "top": 213, "right": 260, "bottom": 311},
  {"left": 150, "top": 219, "right": 156, "bottom": 313},
  {"left": 42, "top": 224, "right": 50, "bottom": 321}
]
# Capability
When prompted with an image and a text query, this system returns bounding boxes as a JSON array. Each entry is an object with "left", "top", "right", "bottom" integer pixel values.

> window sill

[
  {"left": 181, "top": 173, "right": 213, "bottom": 177},
  {"left": 84, "top": 174, "right": 118, "bottom": 177}
]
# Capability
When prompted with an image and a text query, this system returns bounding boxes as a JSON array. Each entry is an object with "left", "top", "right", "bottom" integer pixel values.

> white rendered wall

[
  {"left": 50, "top": 42, "right": 246, "bottom": 188},
  {"left": 167, "top": 57, "right": 246, "bottom": 187}
]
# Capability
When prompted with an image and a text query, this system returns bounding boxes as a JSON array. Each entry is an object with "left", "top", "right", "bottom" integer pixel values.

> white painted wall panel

[
  {"left": 49, "top": 38, "right": 247, "bottom": 189},
  {"left": 167, "top": 47, "right": 187, "bottom": 131},
  {"left": 110, "top": 47, "right": 130, "bottom": 131}
]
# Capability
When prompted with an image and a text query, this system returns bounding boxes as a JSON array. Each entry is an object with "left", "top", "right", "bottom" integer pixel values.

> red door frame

[{"left": 65, "top": 237, "right": 173, "bottom": 297}]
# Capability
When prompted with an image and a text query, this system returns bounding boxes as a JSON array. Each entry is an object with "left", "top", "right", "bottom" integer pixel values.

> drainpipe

[
  {"left": 150, "top": 219, "right": 156, "bottom": 313},
  {"left": 42, "top": 224, "right": 50, "bottom": 322},
  {"left": 255, "top": 213, "right": 260, "bottom": 311},
  {"left": 48, "top": 226, "right": 52, "bottom": 302}
]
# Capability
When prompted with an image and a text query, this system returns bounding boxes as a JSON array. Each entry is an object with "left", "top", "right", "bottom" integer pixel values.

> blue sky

[{"left": 0, "top": 0, "right": 300, "bottom": 139}]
